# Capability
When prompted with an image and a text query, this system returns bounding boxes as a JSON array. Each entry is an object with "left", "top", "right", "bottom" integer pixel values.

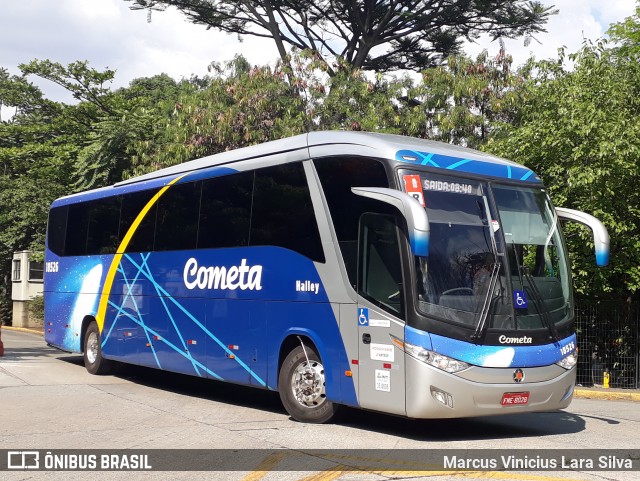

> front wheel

[
  {"left": 83, "top": 321, "right": 112, "bottom": 375},
  {"left": 278, "top": 345, "right": 338, "bottom": 423}
]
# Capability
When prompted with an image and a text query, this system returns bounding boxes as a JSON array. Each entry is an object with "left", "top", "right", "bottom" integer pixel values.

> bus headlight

[
  {"left": 556, "top": 351, "right": 577, "bottom": 370},
  {"left": 405, "top": 341, "right": 470, "bottom": 373}
]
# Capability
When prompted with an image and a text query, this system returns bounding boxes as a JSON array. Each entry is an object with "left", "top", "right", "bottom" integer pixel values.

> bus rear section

[{"left": 44, "top": 159, "right": 359, "bottom": 424}]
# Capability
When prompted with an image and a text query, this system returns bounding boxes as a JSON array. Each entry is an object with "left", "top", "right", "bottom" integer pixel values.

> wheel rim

[
  {"left": 290, "top": 359, "right": 327, "bottom": 408},
  {"left": 86, "top": 331, "right": 98, "bottom": 364}
]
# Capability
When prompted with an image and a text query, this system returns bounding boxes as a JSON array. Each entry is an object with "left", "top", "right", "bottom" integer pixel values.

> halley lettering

[
  {"left": 296, "top": 280, "right": 320, "bottom": 294},
  {"left": 183, "top": 258, "right": 263, "bottom": 291}
]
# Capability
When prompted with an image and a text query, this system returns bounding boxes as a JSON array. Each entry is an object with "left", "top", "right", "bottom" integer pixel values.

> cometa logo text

[
  {"left": 183, "top": 258, "right": 263, "bottom": 291},
  {"left": 499, "top": 335, "right": 533, "bottom": 344}
]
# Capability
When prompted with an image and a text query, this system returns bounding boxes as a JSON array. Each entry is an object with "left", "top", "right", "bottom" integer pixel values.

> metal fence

[{"left": 575, "top": 299, "right": 639, "bottom": 389}]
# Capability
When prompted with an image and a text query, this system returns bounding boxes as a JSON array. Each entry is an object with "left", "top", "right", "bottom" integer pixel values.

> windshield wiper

[
  {"left": 470, "top": 262, "right": 501, "bottom": 342},
  {"left": 521, "top": 266, "right": 559, "bottom": 342}
]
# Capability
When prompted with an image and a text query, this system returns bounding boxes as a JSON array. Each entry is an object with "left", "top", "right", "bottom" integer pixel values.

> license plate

[{"left": 501, "top": 392, "right": 530, "bottom": 406}]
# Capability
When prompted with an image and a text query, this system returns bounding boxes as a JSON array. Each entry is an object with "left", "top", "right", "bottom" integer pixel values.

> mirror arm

[{"left": 556, "top": 207, "right": 610, "bottom": 266}]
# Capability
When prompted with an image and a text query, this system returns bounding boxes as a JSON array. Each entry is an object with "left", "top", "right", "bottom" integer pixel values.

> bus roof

[
  {"left": 115, "top": 131, "right": 539, "bottom": 188},
  {"left": 53, "top": 131, "right": 540, "bottom": 206}
]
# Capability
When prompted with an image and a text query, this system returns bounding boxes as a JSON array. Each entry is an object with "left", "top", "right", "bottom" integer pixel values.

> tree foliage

[
  {"left": 74, "top": 73, "right": 199, "bottom": 189},
  {"left": 0, "top": 62, "right": 194, "bottom": 323},
  {"left": 124, "top": 0, "right": 555, "bottom": 73},
  {"left": 486, "top": 37, "right": 640, "bottom": 297},
  {"left": 123, "top": 50, "right": 517, "bottom": 175},
  {"left": 404, "top": 45, "right": 529, "bottom": 148},
  {"left": 607, "top": 3, "right": 640, "bottom": 59},
  {"left": 0, "top": 70, "right": 79, "bottom": 322},
  {"left": 127, "top": 57, "right": 310, "bottom": 175}
]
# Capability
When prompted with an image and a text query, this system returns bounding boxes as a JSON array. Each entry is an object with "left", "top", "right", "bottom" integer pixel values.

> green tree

[
  {"left": 127, "top": 57, "right": 310, "bottom": 176},
  {"left": 486, "top": 39, "right": 640, "bottom": 298},
  {"left": 73, "top": 73, "right": 200, "bottom": 189},
  {"left": 0, "top": 68, "right": 47, "bottom": 121},
  {"left": 125, "top": 0, "right": 555, "bottom": 74},
  {"left": 607, "top": 2, "right": 640, "bottom": 59},
  {"left": 308, "top": 56, "right": 408, "bottom": 133},
  {"left": 18, "top": 61, "right": 198, "bottom": 191},
  {"left": 0, "top": 72, "right": 80, "bottom": 323},
  {"left": 404, "top": 45, "right": 528, "bottom": 148},
  {"left": 18, "top": 60, "right": 120, "bottom": 190},
  {"left": 0, "top": 61, "right": 195, "bottom": 323},
  {"left": 20, "top": 60, "right": 116, "bottom": 114}
]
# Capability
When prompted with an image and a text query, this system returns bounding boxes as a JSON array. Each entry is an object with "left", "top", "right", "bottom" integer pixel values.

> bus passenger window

[
  {"left": 251, "top": 163, "right": 324, "bottom": 262},
  {"left": 198, "top": 172, "right": 253, "bottom": 249},
  {"left": 155, "top": 181, "right": 201, "bottom": 251},
  {"left": 121, "top": 190, "right": 158, "bottom": 253},
  {"left": 65, "top": 202, "right": 91, "bottom": 256},
  {"left": 86, "top": 197, "right": 121, "bottom": 255},
  {"left": 47, "top": 206, "right": 68, "bottom": 256}
]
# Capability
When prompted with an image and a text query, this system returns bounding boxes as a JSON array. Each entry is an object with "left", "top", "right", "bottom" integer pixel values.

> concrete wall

[{"left": 11, "top": 251, "right": 44, "bottom": 328}]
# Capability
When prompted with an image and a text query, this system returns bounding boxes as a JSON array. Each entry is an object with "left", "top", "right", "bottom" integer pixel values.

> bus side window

[
  {"left": 198, "top": 172, "right": 253, "bottom": 249},
  {"left": 251, "top": 163, "right": 324, "bottom": 262},
  {"left": 121, "top": 190, "right": 158, "bottom": 253},
  {"left": 358, "top": 213, "right": 405, "bottom": 319},
  {"left": 155, "top": 181, "right": 202, "bottom": 251},
  {"left": 65, "top": 202, "right": 91, "bottom": 256},
  {"left": 313, "top": 157, "right": 389, "bottom": 287},
  {"left": 86, "top": 196, "right": 121, "bottom": 255},
  {"left": 47, "top": 206, "right": 68, "bottom": 256},
  {"left": 50, "top": 197, "right": 122, "bottom": 257}
]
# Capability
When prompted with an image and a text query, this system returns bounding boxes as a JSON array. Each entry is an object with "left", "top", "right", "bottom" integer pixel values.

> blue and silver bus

[{"left": 44, "top": 131, "right": 609, "bottom": 422}]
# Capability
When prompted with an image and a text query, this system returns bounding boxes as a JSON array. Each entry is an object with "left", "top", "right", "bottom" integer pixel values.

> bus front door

[{"left": 356, "top": 213, "right": 407, "bottom": 416}]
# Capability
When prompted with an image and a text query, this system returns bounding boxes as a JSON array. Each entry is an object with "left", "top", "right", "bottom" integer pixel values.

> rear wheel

[
  {"left": 83, "top": 321, "right": 111, "bottom": 375},
  {"left": 278, "top": 345, "right": 338, "bottom": 423}
]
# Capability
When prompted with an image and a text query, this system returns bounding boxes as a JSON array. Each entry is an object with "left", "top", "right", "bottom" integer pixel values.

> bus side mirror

[
  {"left": 556, "top": 207, "right": 610, "bottom": 267},
  {"left": 351, "top": 187, "right": 429, "bottom": 257}
]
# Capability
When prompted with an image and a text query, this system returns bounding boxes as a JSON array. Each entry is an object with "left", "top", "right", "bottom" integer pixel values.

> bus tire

[
  {"left": 278, "top": 345, "right": 338, "bottom": 423},
  {"left": 83, "top": 321, "right": 111, "bottom": 375}
]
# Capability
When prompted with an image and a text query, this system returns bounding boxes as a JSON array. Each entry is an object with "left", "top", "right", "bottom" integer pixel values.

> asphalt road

[{"left": 1, "top": 329, "right": 639, "bottom": 481}]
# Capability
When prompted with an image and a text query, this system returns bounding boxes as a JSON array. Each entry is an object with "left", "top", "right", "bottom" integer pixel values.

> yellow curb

[
  {"left": 574, "top": 388, "right": 640, "bottom": 402},
  {"left": 1, "top": 326, "right": 44, "bottom": 336}
]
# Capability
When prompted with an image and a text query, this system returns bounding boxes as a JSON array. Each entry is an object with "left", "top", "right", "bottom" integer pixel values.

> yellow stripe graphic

[{"left": 95, "top": 174, "right": 187, "bottom": 332}]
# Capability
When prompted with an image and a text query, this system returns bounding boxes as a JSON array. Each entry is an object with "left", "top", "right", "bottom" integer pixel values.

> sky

[{"left": 0, "top": 0, "right": 638, "bottom": 105}]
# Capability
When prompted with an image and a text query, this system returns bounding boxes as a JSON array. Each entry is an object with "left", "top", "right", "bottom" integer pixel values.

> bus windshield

[
  {"left": 404, "top": 172, "right": 511, "bottom": 329},
  {"left": 493, "top": 185, "right": 572, "bottom": 329},
  {"left": 403, "top": 171, "right": 572, "bottom": 333}
]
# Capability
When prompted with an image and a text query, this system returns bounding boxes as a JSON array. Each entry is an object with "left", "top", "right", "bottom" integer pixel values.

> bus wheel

[
  {"left": 278, "top": 345, "right": 338, "bottom": 423},
  {"left": 83, "top": 321, "right": 111, "bottom": 375}
]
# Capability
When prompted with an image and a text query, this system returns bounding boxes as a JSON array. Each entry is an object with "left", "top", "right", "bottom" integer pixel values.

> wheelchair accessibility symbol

[
  {"left": 358, "top": 308, "right": 369, "bottom": 326},
  {"left": 513, "top": 290, "right": 528, "bottom": 309}
]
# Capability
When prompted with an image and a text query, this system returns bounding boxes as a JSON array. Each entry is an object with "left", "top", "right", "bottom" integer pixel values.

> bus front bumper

[{"left": 405, "top": 356, "right": 576, "bottom": 419}]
